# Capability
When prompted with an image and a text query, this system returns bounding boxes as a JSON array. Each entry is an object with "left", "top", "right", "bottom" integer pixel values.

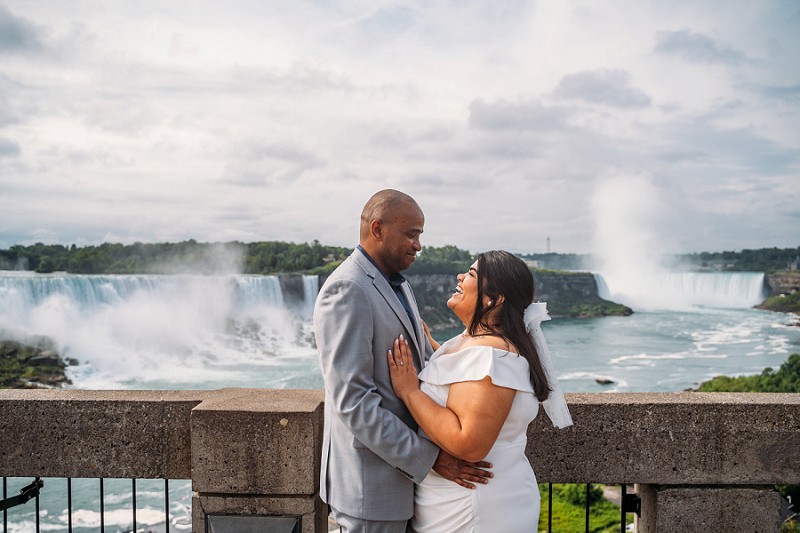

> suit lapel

[
  {"left": 352, "top": 250, "right": 423, "bottom": 366},
  {"left": 372, "top": 277, "right": 423, "bottom": 362}
]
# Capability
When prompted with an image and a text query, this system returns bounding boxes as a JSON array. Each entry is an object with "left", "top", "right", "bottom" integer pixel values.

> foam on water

[
  {"left": 65, "top": 508, "right": 166, "bottom": 527},
  {"left": 608, "top": 352, "right": 686, "bottom": 365},
  {"left": 558, "top": 371, "right": 629, "bottom": 392}
]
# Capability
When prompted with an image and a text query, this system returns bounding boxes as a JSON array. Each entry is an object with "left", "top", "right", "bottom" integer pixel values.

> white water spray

[
  {"left": 0, "top": 272, "right": 321, "bottom": 388},
  {"left": 589, "top": 174, "right": 765, "bottom": 310}
]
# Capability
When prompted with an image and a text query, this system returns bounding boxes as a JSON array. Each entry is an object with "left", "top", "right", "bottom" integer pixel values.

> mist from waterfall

[
  {"left": 0, "top": 272, "right": 322, "bottom": 389},
  {"left": 589, "top": 174, "right": 766, "bottom": 310}
]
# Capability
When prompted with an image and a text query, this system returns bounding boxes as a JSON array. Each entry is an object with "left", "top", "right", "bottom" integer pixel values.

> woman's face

[{"left": 447, "top": 260, "right": 480, "bottom": 321}]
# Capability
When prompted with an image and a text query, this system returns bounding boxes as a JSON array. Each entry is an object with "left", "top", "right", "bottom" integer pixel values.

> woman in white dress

[{"left": 388, "top": 250, "right": 573, "bottom": 533}]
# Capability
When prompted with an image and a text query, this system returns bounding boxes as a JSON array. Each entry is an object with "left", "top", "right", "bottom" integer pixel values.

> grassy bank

[
  {"left": 757, "top": 292, "right": 800, "bottom": 315},
  {"left": 539, "top": 483, "right": 631, "bottom": 532}
]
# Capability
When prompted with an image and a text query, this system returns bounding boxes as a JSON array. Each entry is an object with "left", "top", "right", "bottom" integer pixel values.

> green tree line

[
  {"left": 516, "top": 247, "right": 799, "bottom": 273},
  {"left": 2, "top": 241, "right": 796, "bottom": 275},
  {"left": 0, "top": 241, "right": 475, "bottom": 275},
  {"left": 683, "top": 247, "right": 800, "bottom": 273},
  {"left": 0, "top": 240, "right": 352, "bottom": 275}
]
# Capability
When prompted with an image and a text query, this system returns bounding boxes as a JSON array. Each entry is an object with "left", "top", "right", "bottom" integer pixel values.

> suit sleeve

[{"left": 315, "top": 278, "right": 439, "bottom": 482}]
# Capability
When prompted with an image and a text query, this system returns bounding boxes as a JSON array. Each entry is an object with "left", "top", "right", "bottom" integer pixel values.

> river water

[{"left": 1, "top": 271, "right": 798, "bottom": 531}]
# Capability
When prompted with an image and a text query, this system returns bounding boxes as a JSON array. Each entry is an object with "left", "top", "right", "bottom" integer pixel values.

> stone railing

[{"left": 1, "top": 390, "right": 797, "bottom": 532}]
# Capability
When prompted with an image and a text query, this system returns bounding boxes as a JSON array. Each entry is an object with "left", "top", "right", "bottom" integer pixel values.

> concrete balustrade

[
  {"left": 1, "top": 389, "right": 797, "bottom": 532},
  {"left": 525, "top": 392, "right": 799, "bottom": 532},
  {"left": 190, "top": 388, "right": 326, "bottom": 533}
]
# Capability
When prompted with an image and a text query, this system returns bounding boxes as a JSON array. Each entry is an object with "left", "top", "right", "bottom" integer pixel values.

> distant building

[{"left": 524, "top": 259, "right": 542, "bottom": 269}]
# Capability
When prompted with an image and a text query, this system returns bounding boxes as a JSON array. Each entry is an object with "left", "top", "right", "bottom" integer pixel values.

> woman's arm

[{"left": 388, "top": 336, "right": 515, "bottom": 462}]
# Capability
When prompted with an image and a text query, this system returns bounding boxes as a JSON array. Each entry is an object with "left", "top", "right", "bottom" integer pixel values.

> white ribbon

[{"left": 524, "top": 302, "right": 573, "bottom": 429}]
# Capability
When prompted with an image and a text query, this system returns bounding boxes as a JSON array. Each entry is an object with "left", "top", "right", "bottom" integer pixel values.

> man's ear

[{"left": 370, "top": 219, "right": 383, "bottom": 241}]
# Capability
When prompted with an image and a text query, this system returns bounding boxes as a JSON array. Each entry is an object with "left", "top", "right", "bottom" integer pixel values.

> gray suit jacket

[{"left": 314, "top": 248, "right": 439, "bottom": 520}]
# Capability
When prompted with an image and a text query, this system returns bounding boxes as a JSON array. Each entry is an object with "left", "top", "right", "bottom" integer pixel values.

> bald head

[
  {"left": 358, "top": 189, "right": 424, "bottom": 274},
  {"left": 359, "top": 189, "right": 421, "bottom": 241}
]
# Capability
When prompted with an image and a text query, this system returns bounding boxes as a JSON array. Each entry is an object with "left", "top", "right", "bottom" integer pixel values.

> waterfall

[
  {"left": 593, "top": 271, "right": 766, "bottom": 310},
  {"left": 302, "top": 275, "right": 319, "bottom": 319},
  {"left": 0, "top": 272, "right": 286, "bottom": 315},
  {"left": 593, "top": 273, "right": 611, "bottom": 301},
  {"left": 232, "top": 275, "right": 284, "bottom": 308},
  {"left": 0, "top": 272, "right": 318, "bottom": 388}
]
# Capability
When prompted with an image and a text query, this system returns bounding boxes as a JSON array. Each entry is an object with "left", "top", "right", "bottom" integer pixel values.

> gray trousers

[{"left": 330, "top": 506, "right": 409, "bottom": 533}]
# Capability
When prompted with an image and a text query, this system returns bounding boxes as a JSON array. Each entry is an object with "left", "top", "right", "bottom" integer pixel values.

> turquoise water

[
  {"left": 439, "top": 306, "right": 799, "bottom": 393},
  {"left": 542, "top": 307, "right": 798, "bottom": 392}
]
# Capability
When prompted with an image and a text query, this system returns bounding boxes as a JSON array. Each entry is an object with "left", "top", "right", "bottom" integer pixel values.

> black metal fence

[
  {"left": 540, "top": 482, "right": 638, "bottom": 533},
  {"left": 4, "top": 477, "right": 636, "bottom": 533},
  {"left": 2, "top": 477, "right": 191, "bottom": 533}
]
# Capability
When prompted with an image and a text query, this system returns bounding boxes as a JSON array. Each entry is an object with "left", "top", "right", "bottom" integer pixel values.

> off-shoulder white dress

[{"left": 412, "top": 340, "right": 540, "bottom": 533}]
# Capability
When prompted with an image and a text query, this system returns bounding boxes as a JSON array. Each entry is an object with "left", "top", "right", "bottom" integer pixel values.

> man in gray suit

[{"left": 314, "top": 189, "right": 491, "bottom": 532}]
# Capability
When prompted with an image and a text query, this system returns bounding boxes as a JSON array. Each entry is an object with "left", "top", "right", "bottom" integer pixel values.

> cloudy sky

[{"left": 0, "top": 1, "right": 798, "bottom": 255}]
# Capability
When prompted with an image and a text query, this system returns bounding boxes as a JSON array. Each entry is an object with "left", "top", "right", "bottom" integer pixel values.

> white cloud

[
  {"left": 468, "top": 98, "right": 572, "bottom": 131},
  {"left": 0, "top": 4, "right": 42, "bottom": 52},
  {"left": 0, "top": 0, "right": 797, "bottom": 254},
  {"left": 554, "top": 70, "right": 652, "bottom": 108},
  {"left": 654, "top": 29, "right": 749, "bottom": 65},
  {"left": 0, "top": 136, "right": 20, "bottom": 157}
]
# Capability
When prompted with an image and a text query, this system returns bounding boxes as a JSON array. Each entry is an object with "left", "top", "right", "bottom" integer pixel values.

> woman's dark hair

[{"left": 468, "top": 250, "right": 551, "bottom": 401}]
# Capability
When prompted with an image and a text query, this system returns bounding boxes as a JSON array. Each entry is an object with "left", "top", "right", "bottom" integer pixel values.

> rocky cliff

[
  {"left": 765, "top": 271, "right": 800, "bottom": 296},
  {"left": 759, "top": 271, "right": 800, "bottom": 316},
  {"left": 0, "top": 337, "right": 72, "bottom": 389}
]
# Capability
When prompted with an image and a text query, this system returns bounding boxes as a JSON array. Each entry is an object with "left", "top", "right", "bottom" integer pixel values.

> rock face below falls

[
  {"left": 759, "top": 271, "right": 800, "bottom": 316},
  {"left": 765, "top": 271, "right": 800, "bottom": 297}
]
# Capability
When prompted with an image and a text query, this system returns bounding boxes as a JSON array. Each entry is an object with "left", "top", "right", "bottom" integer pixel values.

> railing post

[
  {"left": 635, "top": 484, "right": 782, "bottom": 532},
  {"left": 190, "top": 389, "right": 326, "bottom": 533}
]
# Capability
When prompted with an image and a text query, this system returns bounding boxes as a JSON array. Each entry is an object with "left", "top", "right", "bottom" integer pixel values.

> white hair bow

[{"left": 524, "top": 302, "right": 573, "bottom": 429}]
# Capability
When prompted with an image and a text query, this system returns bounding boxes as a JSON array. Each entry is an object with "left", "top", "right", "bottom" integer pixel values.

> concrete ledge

[
  {"left": 191, "top": 388, "right": 324, "bottom": 495},
  {"left": 0, "top": 389, "right": 800, "bottom": 486},
  {"left": 3, "top": 390, "right": 798, "bottom": 488},
  {"left": 2, "top": 389, "right": 797, "bottom": 533},
  {"left": 637, "top": 484, "right": 782, "bottom": 533},
  {"left": 527, "top": 392, "right": 800, "bottom": 484},
  {"left": 0, "top": 389, "right": 205, "bottom": 478}
]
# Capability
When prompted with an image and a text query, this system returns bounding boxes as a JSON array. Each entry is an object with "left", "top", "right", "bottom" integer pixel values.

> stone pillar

[
  {"left": 190, "top": 389, "right": 326, "bottom": 533},
  {"left": 636, "top": 484, "right": 782, "bottom": 533}
]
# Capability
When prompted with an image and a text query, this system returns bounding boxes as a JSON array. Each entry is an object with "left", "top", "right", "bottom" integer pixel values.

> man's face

[{"left": 377, "top": 203, "right": 424, "bottom": 273}]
